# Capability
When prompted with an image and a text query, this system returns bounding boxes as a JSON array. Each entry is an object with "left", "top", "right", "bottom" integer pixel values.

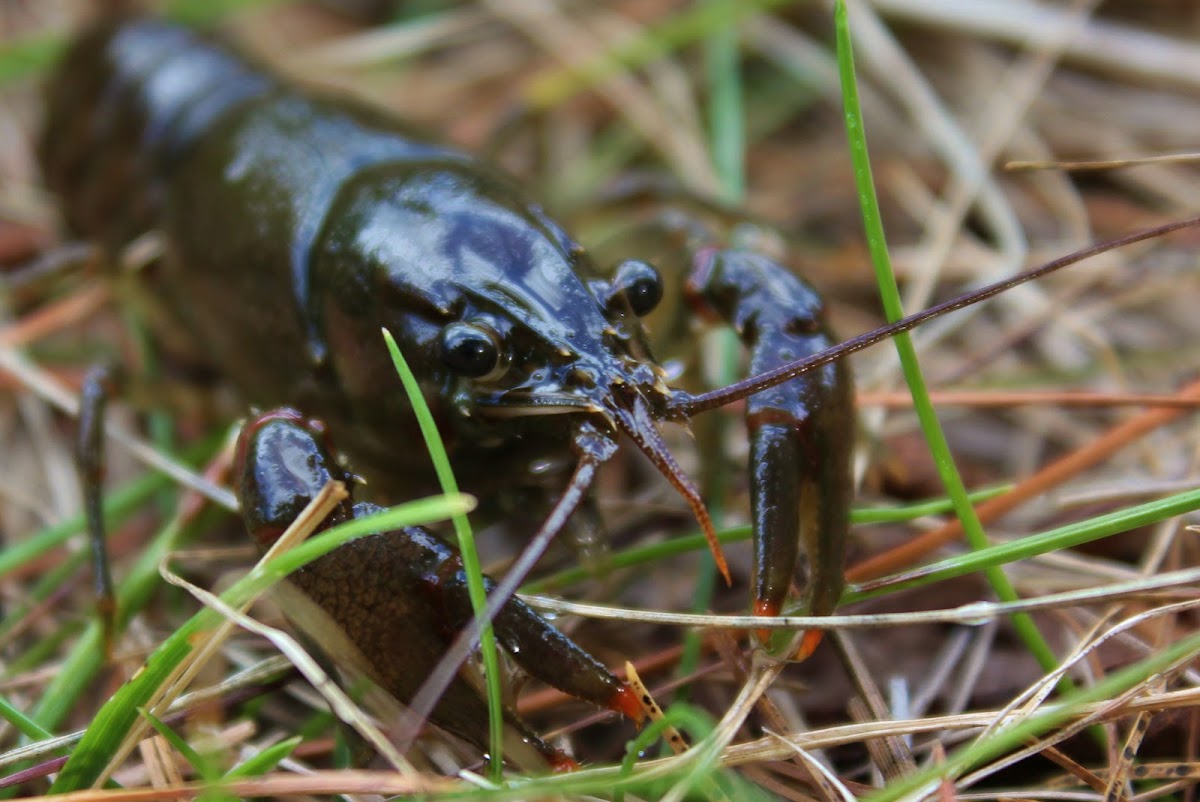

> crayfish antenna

[
  {"left": 611, "top": 393, "right": 731, "bottom": 585},
  {"left": 673, "top": 215, "right": 1200, "bottom": 415}
]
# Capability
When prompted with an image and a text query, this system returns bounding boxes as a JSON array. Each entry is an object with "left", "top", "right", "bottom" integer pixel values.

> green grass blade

[
  {"left": 381, "top": 328, "right": 504, "bottom": 781},
  {"left": 527, "top": 0, "right": 792, "bottom": 109},
  {"left": 32, "top": 515, "right": 189, "bottom": 733},
  {"left": 845, "top": 485, "right": 1200, "bottom": 604},
  {"left": 706, "top": 10, "right": 746, "bottom": 203},
  {"left": 524, "top": 486, "right": 1007, "bottom": 595},
  {"left": 0, "top": 33, "right": 63, "bottom": 86},
  {"left": 617, "top": 706, "right": 721, "bottom": 802},
  {"left": 833, "top": 0, "right": 1062, "bottom": 681},
  {"left": 0, "top": 467, "right": 176, "bottom": 580},
  {"left": 141, "top": 708, "right": 216, "bottom": 782},
  {"left": 48, "top": 492, "right": 471, "bottom": 792},
  {"left": 676, "top": 0, "right": 746, "bottom": 704},
  {"left": 163, "top": 0, "right": 291, "bottom": 26},
  {"left": 223, "top": 736, "right": 302, "bottom": 779},
  {"left": 0, "top": 697, "right": 52, "bottom": 743}
]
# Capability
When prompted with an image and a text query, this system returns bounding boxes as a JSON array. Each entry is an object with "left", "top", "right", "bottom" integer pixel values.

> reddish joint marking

[
  {"left": 746, "top": 408, "right": 800, "bottom": 431},
  {"left": 753, "top": 598, "right": 779, "bottom": 645}
]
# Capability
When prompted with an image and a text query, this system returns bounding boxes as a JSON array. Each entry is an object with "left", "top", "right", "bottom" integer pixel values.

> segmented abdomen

[
  {"left": 37, "top": 15, "right": 467, "bottom": 475},
  {"left": 38, "top": 16, "right": 275, "bottom": 249}
]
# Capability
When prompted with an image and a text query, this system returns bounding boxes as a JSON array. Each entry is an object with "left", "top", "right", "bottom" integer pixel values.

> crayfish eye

[
  {"left": 440, "top": 322, "right": 504, "bottom": 379},
  {"left": 609, "top": 260, "right": 663, "bottom": 317}
]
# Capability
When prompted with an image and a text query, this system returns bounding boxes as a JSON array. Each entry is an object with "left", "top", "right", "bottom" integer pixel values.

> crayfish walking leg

[{"left": 75, "top": 365, "right": 119, "bottom": 650}]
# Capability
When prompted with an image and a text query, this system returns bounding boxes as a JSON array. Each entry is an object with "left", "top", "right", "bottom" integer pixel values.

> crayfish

[
  {"left": 41, "top": 17, "right": 850, "bottom": 649},
  {"left": 31, "top": 13, "right": 853, "bottom": 766},
  {"left": 30, "top": 11, "right": 1194, "bottom": 774}
]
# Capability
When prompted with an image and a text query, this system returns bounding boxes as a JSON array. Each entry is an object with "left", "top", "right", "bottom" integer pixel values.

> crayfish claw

[
  {"left": 474, "top": 571, "right": 643, "bottom": 723},
  {"left": 609, "top": 684, "right": 647, "bottom": 725},
  {"left": 233, "top": 408, "right": 639, "bottom": 768},
  {"left": 686, "top": 249, "right": 854, "bottom": 651}
]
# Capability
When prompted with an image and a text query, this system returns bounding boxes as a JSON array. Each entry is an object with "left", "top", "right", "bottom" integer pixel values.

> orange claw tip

[
  {"left": 794, "top": 630, "right": 824, "bottom": 662},
  {"left": 753, "top": 599, "right": 780, "bottom": 618},
  {"left": 609, "top": 684, "right": 646, "bottom": 725},
  {"left": 752, "top": 599, "right": 780, "bottom": 645},
  {"left": 548, "top": 753, "right": 581, "bottom": 773}
]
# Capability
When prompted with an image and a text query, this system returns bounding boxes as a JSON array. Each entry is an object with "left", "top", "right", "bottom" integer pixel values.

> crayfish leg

[
  {"left": 75, "top": 364, "right": 120, "bottom": 653},
  {"left": 437, "top": 568, "right": 644, "bottom": 724},
  {"left": 686, "top": 248, "right": 854, "bottom": 652}
]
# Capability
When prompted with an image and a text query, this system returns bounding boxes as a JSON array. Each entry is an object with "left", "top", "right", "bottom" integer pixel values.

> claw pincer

[
  {"left": 685, "top": 249, "right": 854, "bottom": 649},
  {"left": 235, "top": 409, "right": 641, "bottom": 769}
]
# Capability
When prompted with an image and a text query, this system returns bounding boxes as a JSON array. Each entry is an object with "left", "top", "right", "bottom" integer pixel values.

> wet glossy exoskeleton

[{"left": 39, "top": 14, "right": 853, "bottom": 653}]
